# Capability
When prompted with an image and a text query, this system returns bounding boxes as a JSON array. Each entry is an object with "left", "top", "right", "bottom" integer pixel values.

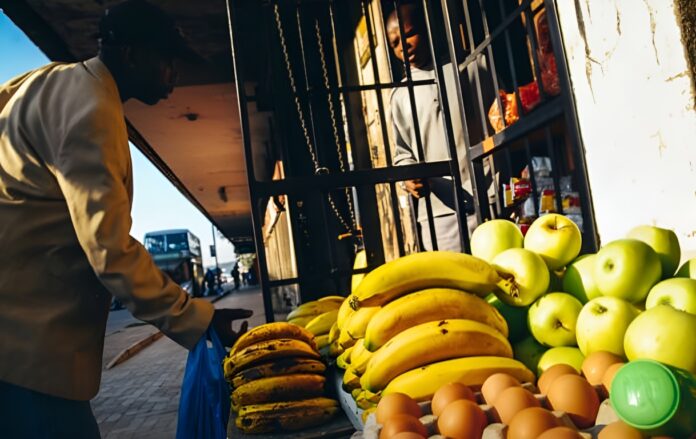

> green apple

[
  {"left": 486, "top": 294, "right": 530, "bottom": 343},
  {"left": 645, "top": 278, "right": 696, "bottom": 314},
  {"left": 676, "top": 257, "right": 696, "bottom": 279},
  {"left": 528, "top": 293, "right": 583, "bottom": 347},
  {"left": 626, "top": 225, "right": 681, "bottom": 279},
  {"left": 491, "top": 248, "right": 550, "bottom": 307},
  {"left": 470, "top": 219, "right": 524, "bottom": 263},
  {"left": 624, "top": 305, "right": 696, "bottom": 374},
  {"left": 575, "top": 296, "right": 639, "bottom": 357},
  {"left": 524, "top": 213, "right": 582, "bottom": 270},
  {"left": 562, "top": 254, "right": 601, "bottom": 303},
  {"left": 537, "top": 346, "right": 585, "bottom": 375},
  {"left": 594, "top": 239, "right": 662, "bottom": 303},
  {"left": 513, "top": 336, "right": 548, "bottom": 376}
]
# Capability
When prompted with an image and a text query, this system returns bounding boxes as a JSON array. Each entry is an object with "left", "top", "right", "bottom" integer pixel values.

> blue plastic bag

[{"left": 176, "top": 328, "right": 230, "bottom": 439}]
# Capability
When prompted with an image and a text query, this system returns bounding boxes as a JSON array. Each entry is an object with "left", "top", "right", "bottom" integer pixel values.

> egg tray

[{"left": 351, "top": 383, "right": 620, "bottom": 439}]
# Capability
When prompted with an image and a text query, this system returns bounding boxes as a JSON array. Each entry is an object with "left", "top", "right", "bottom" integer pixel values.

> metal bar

[
  {"left": 421, "top": 0, "right": 471, "bottom": 252},
  {"left": 544, "top": 126, "right": 564, "bottom": 215},
  {"left": 226, "top": 0, "right": 275, "bottom": 323},
  {"left": 468, "top": 97, "right": 563, "bottom": 160},
  {"left": 523, "top": 137, "right": 540, "bottom": 215},
  {"left": 392, "top": 0, "right": 439, "bottom": 250},
  {"left": 439, "top": 0, "right": 487, "bottom": 224},
  {"left": 521, "top": 1, "right": 548, "bottom": 104},
  {"left": 496, "top": 0, "right": 524, "bottom": 120},
  {"left": 255, "top": 161, "right": 454, "bottom": 197},
  {"left": 362, "top": 0, "right": 406, "bottom": 257},
  {"left": 461, "top": 0, "right": 492, "bottom": 138},
  {"left": 542, "top": 0, "right": 598, "bottom": 251}
]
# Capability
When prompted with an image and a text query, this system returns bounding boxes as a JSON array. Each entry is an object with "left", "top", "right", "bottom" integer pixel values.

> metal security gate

[{"left": 225, "top": 0, "right": 596, "bottom": 322}]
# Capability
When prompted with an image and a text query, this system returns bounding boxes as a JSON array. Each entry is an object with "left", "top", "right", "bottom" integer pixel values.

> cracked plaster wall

[{"left": 556, "top": 0, "right": 696, "bottom": 260}]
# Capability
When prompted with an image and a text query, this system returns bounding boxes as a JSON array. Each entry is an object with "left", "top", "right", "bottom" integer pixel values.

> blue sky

[{"left": 0, "top": 10, "right": 236, "bottom": 268}]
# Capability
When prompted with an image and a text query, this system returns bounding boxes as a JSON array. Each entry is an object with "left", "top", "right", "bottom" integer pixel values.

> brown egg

[
  {"left": 581, "top": 351, "right": 624, "bottom": 385},
  {"left": 537, "top": 426, "right": 584, "bottom": 439},
  {"left": 601, "top": 362, "right": 625, "bottom": 394},
  {"left": 507, "top": 407, "right": 561, "bottom": 439},
  {"left": 546, "top": 374, "right": 600, "bottom": 429},
  {"left": 376, "top": 393, "right": 422, "bottom": 424},
  {"left": 481, "top": 373, "right": 521, "bottom": 405},
  {"left": 492, "top": 386, "right": 540, "bottom": 424},
  {"left": 597, "top": 420, "right": 645, "bottom": 439},
  {"left": 379, "top": 414, "right": 427, "bottom": 439},
  {"left": 431, "top": 382, "right": 476, "bottom": 417},
  {"left": 538, "top": 363, "right": 579, "bottom": 395},
  {"left": 437, "top": 399, "right": 487, "bottom": 439},
  {"left": 390, "top": 432, "right": 428, "bottom": 439}
]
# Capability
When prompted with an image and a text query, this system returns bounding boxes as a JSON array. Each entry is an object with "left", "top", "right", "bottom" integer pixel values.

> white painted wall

[{"left": 555, "top": 0, "right": 696, "bottom": 261}]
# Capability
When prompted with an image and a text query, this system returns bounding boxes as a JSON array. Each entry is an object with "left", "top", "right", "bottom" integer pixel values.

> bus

[{"left": 143, "top": 229, "right": 205, "bottom": 297}]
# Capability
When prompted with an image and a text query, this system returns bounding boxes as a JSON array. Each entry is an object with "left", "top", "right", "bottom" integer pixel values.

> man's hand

[
  {"left": 404, "top": 178, "right": 430, "bottom": 198},
  {"left": 210, "top": 308, "right": 253, "bottom": 347}
]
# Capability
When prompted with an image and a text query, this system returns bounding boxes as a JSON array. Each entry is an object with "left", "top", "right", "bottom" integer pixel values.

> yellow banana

[
  {"left": 328, "top": 322, "right": 340, "bottom": 344},
  {"left": 288, "top": 316, "right": 314, "bottom": 327},
  {"left": 349, "top": 340, "right": 374, "bottom": 375},
  {"left": 382, "top": 356, "right": 535, "bottom": 401},
  {"left": 349, "top": 251, "right": 517, "bottom": 310},
  {"left": 226, "top": 338, "right": 319, "bottom": 376},
  {"left": 336, "top": 297, "right": 354, "bottom": 330},
  {"left": 287, "top": 300, "right": 340, "bottom": 321},
  {"left": 237, "top": 396, "right": 338, "bottom": 417},
  {"left": 361, "top": 407, "right": 377, "bottom": 424},
  {"left": 361, "top": 319, "right": 513, "bottom": 392},
  {"left": 230, "top": 357, "right": 326, "bottom": 388},
  {"left": 355, "top": 390, "right": 378, "bottom": 410},
  {"left": 230, "top": 322, "right": 316, "bottom": 355},
  {"left": 328, "top": 339, "right": 344, "bottom": 358},
  {"left": 352, "top": 249, "right": 368, "bottom": 294},
  {"left": 338, "top": 327, "right": 357, "bottom": 349},
  {"left": 351, "top": 388, "right": 362, "bottom": 400},
  {"left": 305, "top": 310, "right": 339, "bottom": 336},
  {"left": 232, "top": 373, "right": 326, "bottom": 406},
  {"left": 342, "top": 368, "right": 361, "bottom": 392},
  {"left": 318, "top": 295, "right": 346, "bottom": 303},
  {"left": 315, "top": 334, "right": 330, "bottom": 350},
  {"left": 344, "top": 306, "right": 381, "bottom": 340},
  {"left": 364, "top": 288, "right": 509, "bottom": 351},
  {"left": 236, "top": 402, "right": 339, "bottom": 434},
  {"left": 335, "top": 346, "right": 353, "bottom": 369}
]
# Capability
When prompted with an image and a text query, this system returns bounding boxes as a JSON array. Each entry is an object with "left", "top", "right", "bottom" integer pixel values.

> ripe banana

[
  {"left": 230, "top": 357, "right": 326, "bottom": 389},
  {"left": 349, "top": 251, "right": 517, "bottom": 310},
  {"left": 352, "top": 249, "right": 368, "bottom": 294},
  {"left": 344, "top": 306, "right": 381, "bottom": 340},
  {"left": 364, "top": 288, "right": 509, "bottom": 351},
  {"left": 315, "top": 334, "right": 330, "bottom": 350},
  {"left": 382, "top": 356, "right": 535, "bottom": 401},
  {"left": 349, "top": 340, "right": 373, "bottom": 375},
  {"left": 342, "top": 368, "right": 361, "bottom": 392},
  {"left": 361, "top": 407, "right": 377, "bottom": 424},
  {"left": 230, "top": 322, "right": 316, "bottom": 355},
  {"left": 237, "top": 396, "right": 338, "bottom": 417},
  {"left": 232, "top": 373, "right": 326, "bottom": 406},
  {"left": 328, "top": 339, "right": 343, "bottom": 358},
  {"left": 360, "top": 319, "right": 513, "bottom": 392},
  {"left": 318, "top": 295, "right": 346, "bottom": 303},
  {"left": 305, "top": 309, "right": 339, "bottom": 336},
  {"left": 336, "top": 297, "right": 354, "bottom": 330},
  {"left": 226, "top": 338, "right": 319, "bottom": 377},
  {"left": 328, "top": 322, "right": 340, "bottom": 344},
  {"left": 288, "top": 316, "right": 314, "bottom": 327},
  {"left": 287, "top": 300, "right": 341, "bottom": 321},
  {"left": 336, "top": 346, "right": 353, "bottom": 370},
  {"left": 355, "top": 390, "right": 378, "bottom": 410},
  {"left": 235, "top": 400, "right": 339, "bottom": 434}
]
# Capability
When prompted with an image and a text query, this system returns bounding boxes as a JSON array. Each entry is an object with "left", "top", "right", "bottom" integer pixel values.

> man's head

[
  {"left": 386, "top": 4, "right": 431, "bottom": 69},
  {"left": 98, "top": 0, "right": 192, "bottom": 104}
]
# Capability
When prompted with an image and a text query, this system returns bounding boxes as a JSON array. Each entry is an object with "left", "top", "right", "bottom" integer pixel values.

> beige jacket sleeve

[{"left": 47, "top": 70, "right": 213, "bottom": 350}]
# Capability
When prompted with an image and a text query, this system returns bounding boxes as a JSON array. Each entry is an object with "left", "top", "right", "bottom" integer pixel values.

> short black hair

[{"left": 386, "top": 2, "right": 426, "bottom": 32}]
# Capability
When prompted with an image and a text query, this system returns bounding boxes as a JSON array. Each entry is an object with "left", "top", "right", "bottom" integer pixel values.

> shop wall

[{"left": 555, "top": 0, "right": 696, "bottom": 261}]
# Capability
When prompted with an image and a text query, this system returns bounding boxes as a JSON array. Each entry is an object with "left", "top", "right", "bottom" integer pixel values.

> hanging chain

[{"left": 273, "top": 3, "right": 358, "bottom": 235}]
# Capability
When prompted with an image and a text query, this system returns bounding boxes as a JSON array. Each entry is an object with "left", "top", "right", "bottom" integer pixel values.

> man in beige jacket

[{"left": 0, "top": 1, "right": 251, "bottom": 436}]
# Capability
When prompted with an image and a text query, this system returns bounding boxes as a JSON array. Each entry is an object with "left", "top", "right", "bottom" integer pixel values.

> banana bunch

[
  {"left": 285, "top": 296, "right": 344, "bottom": 351},
  {"left": 224, "top": 322, "right": 339, "bottom": 434}
]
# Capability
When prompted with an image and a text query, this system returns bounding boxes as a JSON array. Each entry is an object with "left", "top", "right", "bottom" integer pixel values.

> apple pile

[{"left": 470, "top": 215, "right": 696, "bottom": 377}]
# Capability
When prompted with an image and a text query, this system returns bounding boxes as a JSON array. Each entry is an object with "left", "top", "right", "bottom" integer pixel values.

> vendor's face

[
  {"left": 387, "top": 11, "right": 430, "bottom": 69},
  {"left": 128, "top": 46, "right": 178, "bottom": 105}
]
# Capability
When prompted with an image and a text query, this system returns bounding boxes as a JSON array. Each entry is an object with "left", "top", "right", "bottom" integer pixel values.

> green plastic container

[{"left": 610, "top": 359, "right": 696, "bottom": 437}]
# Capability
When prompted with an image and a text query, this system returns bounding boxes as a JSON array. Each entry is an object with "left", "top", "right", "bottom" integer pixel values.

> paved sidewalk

[{"left": 93, "top": 286, "right": 265, "bottom": 438}]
